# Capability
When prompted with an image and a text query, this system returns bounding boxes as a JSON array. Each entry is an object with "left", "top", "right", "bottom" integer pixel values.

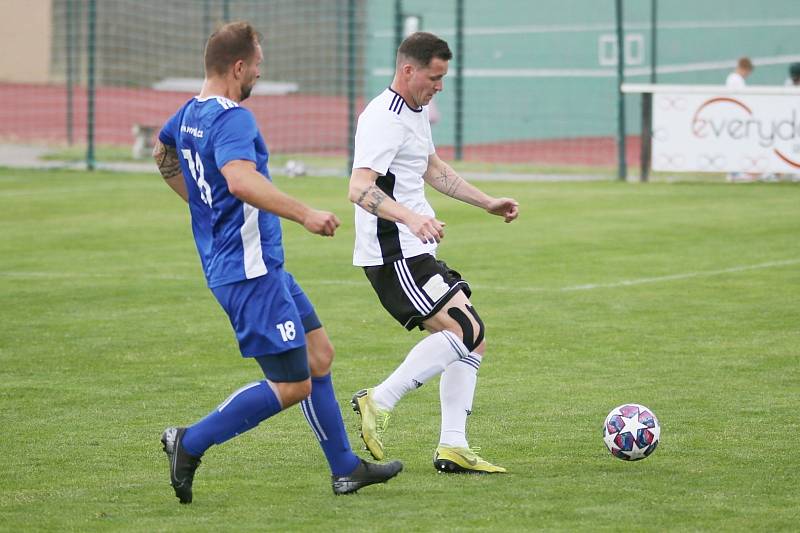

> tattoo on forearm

[
  {"left": 154, "top": 142, "right": 181, "bottom": 179},
  {"left": 434, "top": 167, "right": 462, "bottom": 196},
  {"left": 357, "top": 184, "right": 388, "bottom": 216}
]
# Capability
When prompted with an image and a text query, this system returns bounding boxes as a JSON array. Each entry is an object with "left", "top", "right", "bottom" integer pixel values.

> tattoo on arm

[
  {"left": 356, "top": 184, "right": 388, "bottom": 216},
  {"left": 433, "top": 166, "right": 462, "bottom": 196},
  {"left": 154, "top": 141, "right": 182, "bottom": 180}
]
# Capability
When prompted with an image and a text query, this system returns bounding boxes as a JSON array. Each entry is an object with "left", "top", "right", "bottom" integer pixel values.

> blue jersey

[{"left": 159, "top": 96, "right": 283, "bottom": 288}]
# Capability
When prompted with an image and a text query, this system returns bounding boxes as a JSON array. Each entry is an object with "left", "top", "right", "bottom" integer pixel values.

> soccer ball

[
  {"left": 603, "top": 403, "right": 660, "bottom": 461},
  {"left": 283, "top": 160, "right": 306, "bottom": 178}
]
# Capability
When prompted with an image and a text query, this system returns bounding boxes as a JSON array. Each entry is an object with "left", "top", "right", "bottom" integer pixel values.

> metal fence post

[
  {"left": 640, "top": 0, "right": 657, "bottom": 183},
  {"left": 347, "top": 0, "right": 356, "bottom": 173},
  {"left": 203, "top": 0, "right": 212, "bottom": 41},
  {"left": 650, "top": 0, "right": 657, "bottom": 84},
  {"left": 640, "top": 92, "right": 652, "bottom": 182},
  {"left": 86, "top": 0, "right": 97, "bottom": 171},
  {"left": 454, "top": 0, "right": 464, "bottom": 161},
  {"left": 394, "top": 0, "right": 403, "bottom": 53},
  {"left": 615, "top": 0, "right": 627, "bottom": 181},
  {"left": 66, "top": 0, "right": 74, "bottom": 146}
]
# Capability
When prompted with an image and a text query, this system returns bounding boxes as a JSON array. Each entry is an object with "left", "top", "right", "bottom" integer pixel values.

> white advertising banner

[{"left": 651, "top": 90, "right": 800, "bottom": 173}]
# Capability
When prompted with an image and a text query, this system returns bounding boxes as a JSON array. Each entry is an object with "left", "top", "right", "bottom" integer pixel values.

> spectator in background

[
  {"left": 726, "top": 57, "right": 753, "bottom": 88},
  {"left": 725, "top": 57, "right": 755, "bottom": 182},
  {"left": 785, "top": 62, "right": 800, "bottom": 86}
]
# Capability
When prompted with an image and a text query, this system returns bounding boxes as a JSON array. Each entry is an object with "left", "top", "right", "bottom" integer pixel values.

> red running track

[{"left": 0, "top": 82, "right": 640, "bottom": 166}]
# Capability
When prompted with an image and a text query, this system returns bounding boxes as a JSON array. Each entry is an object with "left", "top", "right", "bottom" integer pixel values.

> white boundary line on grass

[
  {"left": 2, "top": 258, "right": 797, "bottom": 292},
  {"left": 552, "top": 258, "right": 800, "bottom": 292}
]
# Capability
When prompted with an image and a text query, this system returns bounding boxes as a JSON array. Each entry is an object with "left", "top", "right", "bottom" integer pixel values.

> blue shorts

[{"left": 211, "top": 268, "right": 321, "bottom": 361}]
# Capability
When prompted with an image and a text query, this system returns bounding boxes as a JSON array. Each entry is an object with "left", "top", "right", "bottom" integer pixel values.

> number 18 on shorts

[{"left": 211, "top": 271, "right": 307, "bottom": 357}]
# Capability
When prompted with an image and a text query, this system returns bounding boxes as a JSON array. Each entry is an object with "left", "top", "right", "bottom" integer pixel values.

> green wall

[{"left": 364, "top": 0, "right": 800, "bottom": 145}]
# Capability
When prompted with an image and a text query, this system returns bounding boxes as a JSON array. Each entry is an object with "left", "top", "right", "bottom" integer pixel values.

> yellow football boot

[
  {"left": 433, "top": 446, "right": 507, "bottom": 474},
  {"left": 351, "top": 388, "right": 391, "bottom": 460}
]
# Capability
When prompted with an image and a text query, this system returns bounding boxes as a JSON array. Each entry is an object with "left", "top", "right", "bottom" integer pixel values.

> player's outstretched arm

[
  {"left": 423, "top": 153, "right": 519, "bottom": 223},
  {"left": 222, "top": 159, "right": 339, "bottom": 237},
  {"left": 153, "top": 139, "right": 189, "bottom": 203},
  {"left": 349, "top": 167, "right": 445, "bottom": 244}
]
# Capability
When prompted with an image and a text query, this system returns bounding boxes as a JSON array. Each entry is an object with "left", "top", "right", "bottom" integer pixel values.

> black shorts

[{"left": 363, "top": 254, "right": 471, "bottom": 330}]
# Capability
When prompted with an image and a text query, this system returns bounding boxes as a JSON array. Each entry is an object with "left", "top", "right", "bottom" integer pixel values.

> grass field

[{"left": 1, "top": 167, "right": 798, "bottom": 531}]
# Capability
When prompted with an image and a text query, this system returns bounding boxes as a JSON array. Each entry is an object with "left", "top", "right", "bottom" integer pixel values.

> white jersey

[{"left": 352, "top": 87, "right": 437, "bottom": 266}]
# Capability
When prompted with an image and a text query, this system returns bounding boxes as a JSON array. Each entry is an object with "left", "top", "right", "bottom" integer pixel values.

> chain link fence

[{"left": 0, "top": 0, "right": 797, "bottom": 175}]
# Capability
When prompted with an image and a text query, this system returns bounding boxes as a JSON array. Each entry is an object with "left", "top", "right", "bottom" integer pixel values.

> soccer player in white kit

[{"left": 348, "top": 32, "right": 519, "bottom": 473}]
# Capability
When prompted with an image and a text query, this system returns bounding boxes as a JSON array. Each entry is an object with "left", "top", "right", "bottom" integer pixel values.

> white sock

[
  {"left": 439, "top": 352, "right": 482, "bottom": 448},
  {"left": 372, "top": 330, "right": 468, "bottom": 411}
]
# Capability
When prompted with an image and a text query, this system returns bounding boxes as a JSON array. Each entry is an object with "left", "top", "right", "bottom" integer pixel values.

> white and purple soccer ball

[{"left": 603, "top": 404, "right": 660, "bottom": 461}]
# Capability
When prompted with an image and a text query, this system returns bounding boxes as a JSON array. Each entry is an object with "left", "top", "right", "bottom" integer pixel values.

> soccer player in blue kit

[{"left": 153, "top": 21, "right": 402, "bottom": 503}]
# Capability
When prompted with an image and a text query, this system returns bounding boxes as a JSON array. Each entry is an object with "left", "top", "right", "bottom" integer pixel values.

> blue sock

[
  {"left": 300, "top": 373, "right": 361, "bottom": 476},
  {"left": 182, "top": 380, "right": 282, "bottom": 457}
]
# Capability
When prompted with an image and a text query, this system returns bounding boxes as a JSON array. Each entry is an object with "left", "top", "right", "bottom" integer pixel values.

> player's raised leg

[
  {"left": 161, "top": 273, "right": 313, "bottom": 504},
  {"left": 349, "top": 254, "right": 504, "bottom": 471},
  {"left": 352, "top": 256, "right": 471, "bottom": 460},
  {"left": 162, "top": 346, "right": 308, "bottom": 504},
  {"left": 353, "top": 329, "right": 468, "bottom": 460}
]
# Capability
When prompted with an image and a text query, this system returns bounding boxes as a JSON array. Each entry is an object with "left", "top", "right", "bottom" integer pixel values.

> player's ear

[{"left": 232, "top": 59, "right": 245, "bottom": 79}]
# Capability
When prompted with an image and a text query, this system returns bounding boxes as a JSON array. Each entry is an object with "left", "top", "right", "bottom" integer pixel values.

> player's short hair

[
  {"left": 397, "top": 32, "right": 452, "bottom": 68},
  {"left": 790, "top": 62, "right": 800, "bottom": 79},
  {"left": 737, "top": 57, "right": 753, "bottom": 71},
  {"left": 204, "top": 21, "right": 262, "bottom": 76}
]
